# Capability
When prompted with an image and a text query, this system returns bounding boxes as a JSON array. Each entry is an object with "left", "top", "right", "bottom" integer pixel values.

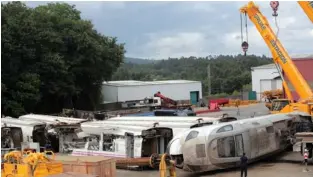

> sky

[{"left": 25, "top": 1, "right": 313, "bottom": 59}]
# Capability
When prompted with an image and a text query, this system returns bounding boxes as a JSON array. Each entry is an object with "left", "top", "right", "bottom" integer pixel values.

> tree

[
  {"left": 112, "top": 55, "right": 272, "bottom": 96},
  {"left": 1, "top": 2, "right": 125, "bottom": 117}
]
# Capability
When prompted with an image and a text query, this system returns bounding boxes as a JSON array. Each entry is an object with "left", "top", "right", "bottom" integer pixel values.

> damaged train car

[
  {"left": 71, "top": 115, "right": 237, "bottom": 163},
  {"left": 1, "top": 122, "right": 23, "bottom": 149},
  {"left": 1, "top": 117, "right": 47, "bottom": 148},
  {"left": 167, "top": 112, "right": 313, "bottom": 172},
  {"left": 18, "top": 114, "right": 89, "bottom": 153}
]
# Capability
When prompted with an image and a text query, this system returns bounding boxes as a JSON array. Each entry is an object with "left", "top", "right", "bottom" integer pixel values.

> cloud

[
  {"left": 143, "top": 32, "right": 208, "bottom": 58},
  {"left": 191, "top": 2, "right": 214, "bottom": 12},
  {"left": 222, "top": 2, "right": 313, "bottom": 57},
  {"left": 21, "top": 1, "right": 313, "bottom": 59}
]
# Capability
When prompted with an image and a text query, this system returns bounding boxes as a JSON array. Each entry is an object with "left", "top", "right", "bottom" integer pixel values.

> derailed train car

[
  {"left": 1, "top": 117, "right": 47, "bottom": 148},
  {"left": 167, "top": 112, "right": 313, "bottom": 172},
  {"left": 71, "top": 115, "right": 237, "bottom": 160},
  {"left": 19, "top": 114, "right": 88, "bottom": 153}
]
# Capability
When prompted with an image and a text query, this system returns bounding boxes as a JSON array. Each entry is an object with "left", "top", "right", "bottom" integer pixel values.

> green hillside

[{"left": 113, "top": 55, "right": 272, "bottom": 96}]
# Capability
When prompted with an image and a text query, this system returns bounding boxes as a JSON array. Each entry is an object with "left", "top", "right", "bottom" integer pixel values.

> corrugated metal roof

[
  {"left": 283, "top": 58, "right": 313, "bottom": 100},
  {"left": 284, "top": 60, "right": 313, "bottom": 81},
  {"left": 251, "top": 63, "right": 276, "bottom": 69},
  {"left": 103, "top": 80, "right": 200, "bottom": 86}
]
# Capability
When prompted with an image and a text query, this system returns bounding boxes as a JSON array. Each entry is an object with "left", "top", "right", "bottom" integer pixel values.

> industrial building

[
  {"left": 251, "top": 55, "right": 313, "bottom": 100},
  {"left": 101, "top": 80, "right": 202, "bottom": 105}
]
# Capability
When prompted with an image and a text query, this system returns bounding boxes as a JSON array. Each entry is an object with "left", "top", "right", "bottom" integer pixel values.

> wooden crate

[
  {"left": 55, "top": 156, "right": 116, "bottom": 177},
  {"left": 47, "top": 172, "right": 98, "bottom": 177}
]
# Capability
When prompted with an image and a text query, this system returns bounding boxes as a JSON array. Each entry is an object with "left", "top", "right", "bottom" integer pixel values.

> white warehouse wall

[
  {"left": 251, "top": 66, "right": 282, "bottom": 100},
  {"left": 117, "top": 82, "right": 202, "bottom": 102},
  {"left": 101, "top": 85, "right": 118, "bottom": 103}
]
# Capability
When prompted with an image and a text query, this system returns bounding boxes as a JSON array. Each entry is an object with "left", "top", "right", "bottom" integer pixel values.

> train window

[
  {"left": 217, "top": 125, "right": 233, "bottom": 133},
  {"left": 287, "top": 120, "right": 292, "bottom": 127},
  {"left": 235, "top": 135, "right": 244, "bottom": 157},
  {"left": 88, "top": 141, "right": 99, "bottom": 151},
  {"left": 185, "top": 131, "right": 199, "bottom": 142},
  {"left": 266, "top": 126, "right": 274, "bottom": 133},
  {"left": 217, "top": 136, "right": 236, "bottom": 158}
]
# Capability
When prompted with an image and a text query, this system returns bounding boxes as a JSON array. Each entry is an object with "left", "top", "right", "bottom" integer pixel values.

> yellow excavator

[
  {"left": 298, "top": 1, "right": 313, "bottom": 23},
  {"left": 239, "top": 1, "right": 313, "bottom": 116}
]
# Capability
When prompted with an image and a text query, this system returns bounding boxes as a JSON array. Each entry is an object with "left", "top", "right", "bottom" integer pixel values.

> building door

[
  {"left": 190, "top": 91, "right": 199, "bottom": 105},
  {"left": 260, "top": 79, "right": 272, "bottom": 93},
  {"left": 260, "top": 79, "right": 272, "bottom": 100}
]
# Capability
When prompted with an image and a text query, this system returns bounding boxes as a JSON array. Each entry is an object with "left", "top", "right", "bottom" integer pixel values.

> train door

[
  {"left": 125, "top": 132, "right": 134, "bottom": 158},
  {"left": 249, "top": 128, "right": 259, "bottom": 158}
]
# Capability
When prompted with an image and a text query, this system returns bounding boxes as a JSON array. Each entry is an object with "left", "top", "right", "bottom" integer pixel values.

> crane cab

[
  {"left": 270, "top": 99, "right": 291, "bottom": 114},
  {"left": 270, "top": 100, "right": 313, "bottom": 117}
]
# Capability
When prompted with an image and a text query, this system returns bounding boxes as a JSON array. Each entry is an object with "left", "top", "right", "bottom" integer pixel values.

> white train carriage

[
  {"left": 1, "top": 117, "right": 47, "bottom": 148},
  {"left": 19, "top": 114, "right": 89, "bottom": 153},
  {"left": 19, "top": 114, "right": 87, "bottom": 125},
  {"left": 73, "top": 123, "right": 173, "bottom": 158},
  {"left": 72, "top": 115, "right": 237, "bottom": 160},
  {"left": 1, "top": 123, "right": 23, "bottom": 149},
  {"left": 107, "top": 116, "right": 232, "bottom": 123},
  {"left": 168, "top": 112, "right": 312, "bottom": 172}
]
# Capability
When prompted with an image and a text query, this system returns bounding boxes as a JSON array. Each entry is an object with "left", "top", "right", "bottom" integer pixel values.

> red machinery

[
  {"left": 154, "top": 92, "right": 178, "bottom": 106},
  {"left": 209, "top": 98, "right": 229, "bottom": 107}
]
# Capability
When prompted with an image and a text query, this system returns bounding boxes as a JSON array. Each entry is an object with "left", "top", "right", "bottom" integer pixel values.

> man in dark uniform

[{"left": 240, "top": 152, "right": 248, "bottom": 177}]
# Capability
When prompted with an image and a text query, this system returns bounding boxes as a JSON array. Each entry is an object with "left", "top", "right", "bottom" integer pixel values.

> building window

[{"left": 217, "top": 136, "right": 236, "bottom": 158}]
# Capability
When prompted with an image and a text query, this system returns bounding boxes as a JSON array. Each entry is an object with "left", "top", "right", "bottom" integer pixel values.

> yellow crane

[
  {"left": 239, "top": 1, "right": 313, "bottom": 116},
  {"left": 298, "top": 1, "right": 313, "bottom": 23}
]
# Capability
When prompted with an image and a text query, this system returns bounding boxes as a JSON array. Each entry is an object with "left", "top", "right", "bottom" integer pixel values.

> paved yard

[
  {"left": 196, "top": 103, "right": 270, "bottom": 119},
  {"left": 117, "top": 162, "right": 313, "bottom": 177}
]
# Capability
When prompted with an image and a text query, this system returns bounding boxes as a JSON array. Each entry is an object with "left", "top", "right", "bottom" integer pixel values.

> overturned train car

[
  {"left": 167, "top": 112, "right": 313, "bottom": 172},
  {"left": 1, "top": 117, "right": 47, "bottom": 149},
  {"left": 72, "top": 115, "right": 237, "bottom": 161}
]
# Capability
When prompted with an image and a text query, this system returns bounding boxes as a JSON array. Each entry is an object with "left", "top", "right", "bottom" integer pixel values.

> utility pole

[{"left": 207, "top": 64, "right": 211, "bottom": 96}]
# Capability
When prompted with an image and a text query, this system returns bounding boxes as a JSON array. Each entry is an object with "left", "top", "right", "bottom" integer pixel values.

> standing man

[
  {"left": 240, "top": 152, "right": 248, "bottom": 177},
  {"left": 304, "top": 148, "right": 309, "bottom": 172}
]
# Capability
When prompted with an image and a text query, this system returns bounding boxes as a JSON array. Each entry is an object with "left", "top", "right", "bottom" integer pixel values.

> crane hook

[
  {"left": 270, "top": 1, "right": 279, "bottom": 17},
  {"left": 241, "top": 41, "right": 249, "bottom": 56}
]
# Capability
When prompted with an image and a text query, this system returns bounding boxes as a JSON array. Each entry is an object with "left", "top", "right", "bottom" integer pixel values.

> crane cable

[
  {"left": 270, "top": 1, "right": 280, "bottom": 50},
  {"left": 273, "top": 15, "right": 280, "bottom": 49},
  {"left": 240, "top": 13, "right": 249, "bottom": 44},
  {"left": 240, "top": 12, "right": 249, "bottom": 56},
  {"left": 245, "top": 13, "right": 249, "bottom": 43},
  {"left": 240, "top": 13, "right": 243, "bottom": 43}
]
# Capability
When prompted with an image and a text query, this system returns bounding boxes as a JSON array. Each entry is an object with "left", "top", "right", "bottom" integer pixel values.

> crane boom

[
  {"left": 240, "top": 1, "right": 313, "bottom": 100},
  {"left": 298, "top": 1, "right": 313, "bottom": 23}
]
